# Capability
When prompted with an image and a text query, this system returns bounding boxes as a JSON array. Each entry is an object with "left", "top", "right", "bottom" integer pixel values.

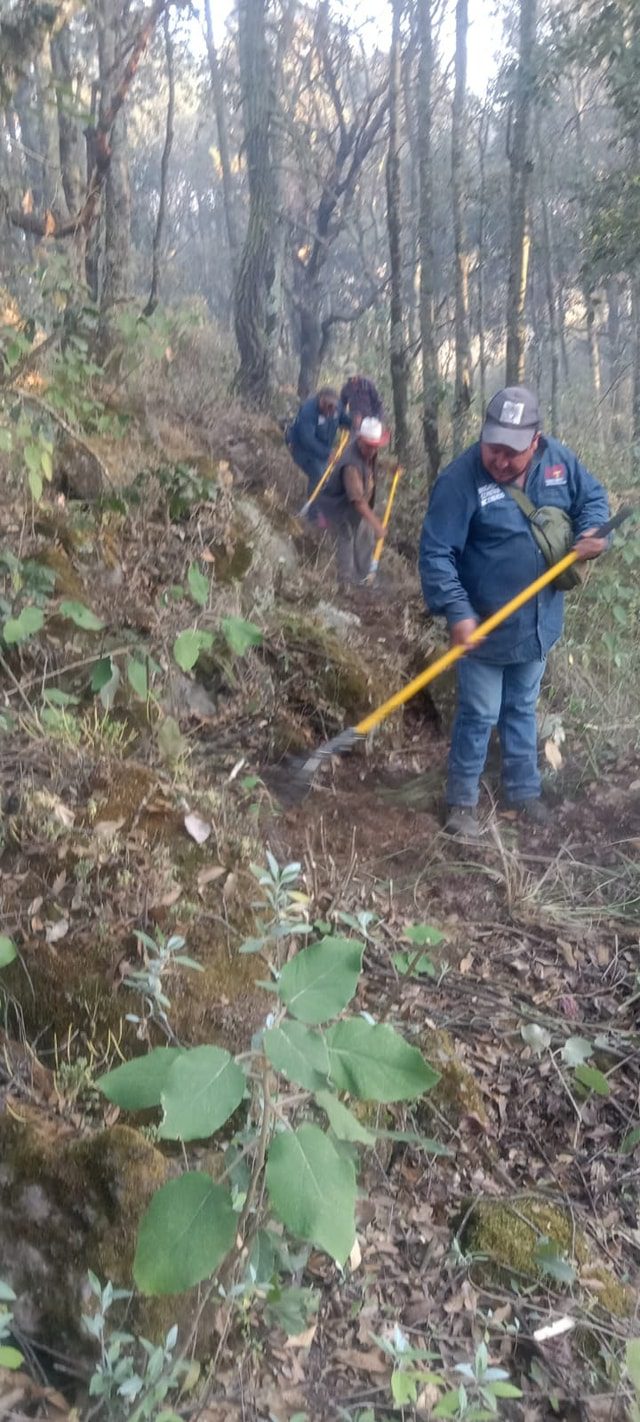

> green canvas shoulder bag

[{"left": 503, "top": 483, "right": 585, "bottom": 592}]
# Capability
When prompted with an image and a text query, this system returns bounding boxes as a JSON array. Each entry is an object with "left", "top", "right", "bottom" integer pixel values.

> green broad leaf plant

[{"left": 97, "top": 856, "right": 441, "bottom": 1297}]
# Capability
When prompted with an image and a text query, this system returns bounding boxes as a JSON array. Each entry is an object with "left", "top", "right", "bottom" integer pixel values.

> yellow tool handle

[
  {"left": 354, "top": 546, "right": 580, "bottom": 737},
  {"left": 298, "top": 429, "right": 349, "bottom": 516},
  {"left": 370, "top": 465, "right": 402, "bottom": 570}
]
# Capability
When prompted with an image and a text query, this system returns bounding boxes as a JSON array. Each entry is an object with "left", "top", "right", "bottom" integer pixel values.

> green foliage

[
  {"left": 123, "top": 930, "right": 203, "bottom": 1037},
  {"left": 266, "top": 1123, "right": 357, "bottom": 1265},
  {"left": 2, "top": 604, "right": 44, "bottom": 644},
  {"left": 621, "top": 1126, "right": 640, "bottom": 1155},
  {"left": 158, "top": 1045, "right": 245, "bottom": 1141},
  {"left": 574, "top": 1063, "right": 610, "bottom": 1097},
  {"left": 239, "top": 855, "right": 310, "bottom": 956},
  {"left": 534, "top": 1238, "right": 576, "bottom": 1285},
  {"left": 220, "top": 615, "right": 263, "bottom": 656},
  {"left": 315, "top": 1089, "right": 375, "bottom": 1144},
  {"left": 277, "top": 936, "right": 363, "bottom": 1023},
  {"left": 173, "top": 628, "right": 213, "bottom": 672},
  {"left": 134, "top": 1174, "right": 236, "bottom": 1295},
  {"left": 0, "top": 1280, "right": 23, "bottom": 1371},
  {"left": 325, "top": 1018, "right": 439, "bottom": 1101},
  {"left": 126, "top": 658, "right": 149, "bottom": 701},
  {"left": 376, "top": 1331, "right": 522, "bottom": 1420},
  {"left": 393, "top": 950, "right": 437, "bottom": 978},
  {"left": 0, "top": 936, "right": 18, "bottom": 968},
  {"left": 154, "top": 462, "right": 218, "bottom": 521},
  {"left": 104, "top": 855, "right": 439, "bottom": 1298},
  {"left": 186, "top": 563, "right": 209, "bottom": 608},
  {"left": 263, "top": 1021, "right": 330, "bottom": 1090},
  {"left": 59, "top": 599, "right": 105, "bottom": 631},
  {"left": 98, "top": 1048, "right": 185, "bottom": 1111},
  {"left": 83, "top": 1272, "right": 193, "bottom": 1418},
  {"left": 627, "top": 1338, "right": 640, "bottom": 1394}
]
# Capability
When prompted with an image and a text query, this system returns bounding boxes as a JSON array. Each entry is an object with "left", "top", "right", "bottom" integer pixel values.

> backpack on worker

[{"left": 504, "top": 485, "right": 586, "bottom": 591}]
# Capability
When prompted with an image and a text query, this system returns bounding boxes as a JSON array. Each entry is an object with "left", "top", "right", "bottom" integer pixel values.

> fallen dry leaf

[
  {"left": 150, "top": 885, "right": 182, "bottom": 909},
  {"left": 349, "top": 1237, "right": 362, "bottom": 1271},
  {"left": 544, "top": 737, "right": 563, "bottom": 770},
  {"left": 45, "top": 918, "right": 69, "bottom": 944},
  {"left": 53, "top": 801, "right": 75, "bottom": 828},
  {"left": 197, "top": 864, "right": 226, "bottom": 893},
  {"left": 284, "top": 1322, "right": 317, "bottom": 1349},
  {"left": 222, "top": 870, "right": 238, "bottom": 904},
  {"left": 94, "top": 818, "right": 126, "bottom": 838},
  {"left": 184, "top": 811, "right": 212, "bottom": 844},
  {"left": 335, "top": 1346, "right": 388, "bottom": 1375}
]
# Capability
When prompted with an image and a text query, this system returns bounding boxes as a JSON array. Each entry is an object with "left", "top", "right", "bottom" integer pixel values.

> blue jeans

[{"left": 447, "top": 657, "right": 546, "bottom": 808}]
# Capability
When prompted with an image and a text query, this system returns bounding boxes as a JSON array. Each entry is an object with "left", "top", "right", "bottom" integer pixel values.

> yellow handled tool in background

[
  {"left": 298, "top": 429, "right": 349, "bottom": 518},
  {"left": 365, "top": 464, "right": 402, "bottom": 584},
  {"left": 281, "top": 506, "right": 632, "bottom": 795}
]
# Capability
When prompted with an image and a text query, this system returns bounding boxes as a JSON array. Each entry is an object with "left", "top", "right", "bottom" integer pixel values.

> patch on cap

[{"left": 500, "top": 399, "right": 526, "bottom": 425}]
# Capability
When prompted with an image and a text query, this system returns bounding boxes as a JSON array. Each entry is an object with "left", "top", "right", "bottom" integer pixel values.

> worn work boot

[
  {"left": 444, "top": 805, "right": 483, "bottom": 839},
  {"left": 510, "top": 797, "right": 552, "bottom": 827}
]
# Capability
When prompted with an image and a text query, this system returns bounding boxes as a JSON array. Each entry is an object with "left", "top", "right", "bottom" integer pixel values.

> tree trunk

[
  {"left": 50, "top": 25, "right": 85, "bottom": 216},
  {"left": 631, "top": 273, "right": 640, "bottom": 479},
  {"left": 401, "top": 43, "right": 420, "bottom": 354},
  {"left": 476, "top": 105, "right": 489, "bottom": 413},
  {"left": 570, "top": 75, "right": 602, "bottom": 418},
  {"left": 50, "top": 24, "right": 86, "bottom": 277},
  {"left": 386, "top": 0, "right": 409, "bottom": 462},
  {"left": 34, "top": 42, "right": 61, "bottom": 213},
  {"left": 97, "top": 0, "right": 132, "bottom": 348},
  {"left": 13, "top": 72, "right": 46, "bottom": 212},
  {"left": 535, "top": 116, "right": 559, "bottom": 430},
  {"left": 233, "top": 0, "right": 277, "bottom": 403},
  {"left": 451, "top": 0, "right": 471, "bottom": 453},
  {"left": 505, "top": 0, "right": 537, "bottom": 385},
  {"left": 415, "top": 0, "right": 440, "bottom": 481},
  {"left": 606, "top": 277, "right": 625, "bottom": 433},
  {"left": 203, "top": 0, "right": 239, "bottom": 287},
  {"left": 144, "top": 9, "right": 175, "bottom": 316},
  {"left": 84, "top": 80, "right": 100, "bottom": 301}
]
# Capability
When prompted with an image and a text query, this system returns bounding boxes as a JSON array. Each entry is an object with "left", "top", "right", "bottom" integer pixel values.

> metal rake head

[{"left": 261, "top": 727, "right": 365, "bottom": 805}]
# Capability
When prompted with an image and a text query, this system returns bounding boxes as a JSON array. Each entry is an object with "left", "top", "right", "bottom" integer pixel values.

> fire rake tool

[{"left": 274, "top": 506, "right": 632, "bottom": 799}]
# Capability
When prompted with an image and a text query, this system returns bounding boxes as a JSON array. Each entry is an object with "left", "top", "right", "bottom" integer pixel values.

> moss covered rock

[
  {"left": 463, "top": 1197, "right": 632, "bottom": 1316},
  {"left": 274, "top": 610, "right": 389, "bottom": 731},
  {"left": 419, "top": 1029, "right": 488, "bottom": 1128},
  {"left": 0, "top": 1106, "right": 180, "bottom": 1351}
]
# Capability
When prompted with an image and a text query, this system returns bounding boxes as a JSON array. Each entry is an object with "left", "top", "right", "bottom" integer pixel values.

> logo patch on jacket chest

[
  {"left": 545, "top": 464, "right": 567, "bottom": 485},
  {"left": 478, "top": 483, "right": 506, "bottom": 507}
]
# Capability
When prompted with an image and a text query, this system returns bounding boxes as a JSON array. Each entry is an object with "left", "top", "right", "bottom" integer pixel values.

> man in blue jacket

[
  {"left": 419, "top": 386, "right": 609, "bottom": 838},
  {"left": 286, "top": 386, "right": 350, "bottom": 502}
]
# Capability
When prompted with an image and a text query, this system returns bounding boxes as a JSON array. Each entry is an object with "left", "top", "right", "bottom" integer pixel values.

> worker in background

[
  {"left": 285, "top": 386, "right": 350, "bottom": 504},
  {"left": 316, "top": 417, "right": 390, "bottom": 589},
  {"left": 340, "top": 374, "right": 384, "bottom": 432}
]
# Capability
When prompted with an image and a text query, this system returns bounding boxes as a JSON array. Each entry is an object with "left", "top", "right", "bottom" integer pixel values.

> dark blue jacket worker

[
  {"left": 286, "top": 386, "right": 350, "bottom": 497},
  {"left": 419, "top": 386, "right": 609, "bottom": 838}
]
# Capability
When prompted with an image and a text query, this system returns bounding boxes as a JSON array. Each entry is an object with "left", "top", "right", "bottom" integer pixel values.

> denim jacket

[
  {"left": 288, "top": 396, "right": 350, "bottom": 478},
  {"left": 419, "top": 436, "right": 609, "bottom": 663}
]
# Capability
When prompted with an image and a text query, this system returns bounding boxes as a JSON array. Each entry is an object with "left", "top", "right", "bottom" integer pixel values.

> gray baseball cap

[{"left": 481, "top": 386, "right": 540, "bottom": 451}]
